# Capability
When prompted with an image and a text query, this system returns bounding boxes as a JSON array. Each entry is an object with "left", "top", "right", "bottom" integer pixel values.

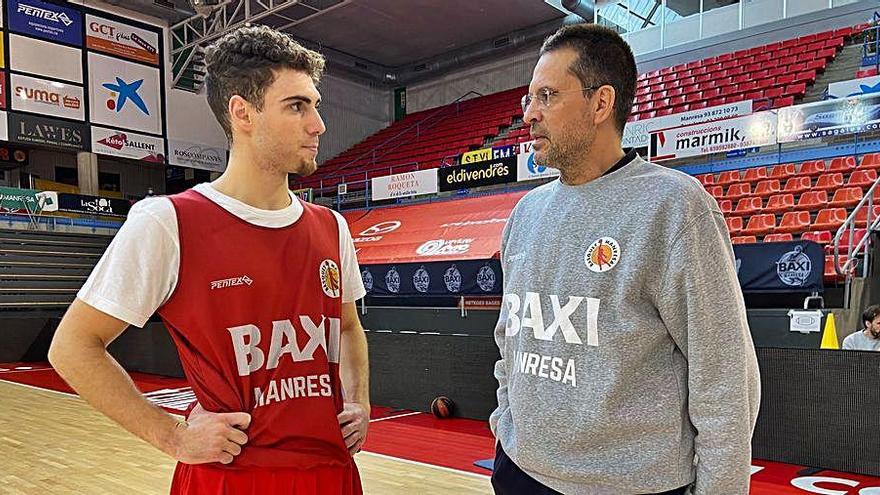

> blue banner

[
  {"left": 361, "top": 260, "right": 501, "bottom": 296},
  {"left": 733, "top": 241, "right": 824, "bottom": 293},
  {"left": 8, "top": 0, "right": 83, "bottom": 46}
]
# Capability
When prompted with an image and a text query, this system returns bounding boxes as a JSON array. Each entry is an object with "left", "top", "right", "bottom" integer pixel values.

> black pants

[{"left": 491, "top": 443, "right": 690, "bottom": 495}]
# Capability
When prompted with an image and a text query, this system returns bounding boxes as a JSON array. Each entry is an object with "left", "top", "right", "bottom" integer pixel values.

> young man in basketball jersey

[
  {"left": 49, "top": 25, "right": 369, "bottom": 494},
  {"left": 490, "top": 24, "right": 760, "bottom": 494}
]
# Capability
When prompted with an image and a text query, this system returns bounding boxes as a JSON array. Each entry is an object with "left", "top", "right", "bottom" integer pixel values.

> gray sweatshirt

[{"left": 490, "top": 155, "right": 760, "bottom": 495}]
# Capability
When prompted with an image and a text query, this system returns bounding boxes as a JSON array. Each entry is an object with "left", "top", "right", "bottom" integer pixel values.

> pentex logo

[
  {"left": 103, "top": 77, "right": 149, "bottom": 115},
  {"left": 210, "top": 275, "right": 253, "bottom": 290},
  {"left": 17, "top": 3, "right": 74, "bottom": 26}
]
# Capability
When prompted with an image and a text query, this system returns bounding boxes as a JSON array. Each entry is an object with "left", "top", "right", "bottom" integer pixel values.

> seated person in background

[{"left": 843, "top": 305, "right": 880, "bottom": 351}]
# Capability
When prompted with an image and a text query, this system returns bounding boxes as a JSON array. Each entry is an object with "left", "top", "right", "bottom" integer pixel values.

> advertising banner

[
  {"left": 516, "top": 140, "right": 559, "bottom": 182},
  {"left": 88, "top": 52, "right": 162, "bottom": 135},
  {"left": 9, "top": 112, "right": 89, "bottom": 151},
  {"left": 461, "top": 145, "right": 516, "bottom": 164},
  {"left": 361, "top": 260, "right": 502, "bottom": 297},
  {"left": 91, "top": 126, "right": 164, "bottom": 162},
  {"left": 827, "top": 75, "right": 880, "bottom": 99},
  {"left": 650, "top": 111, "right": 776, "bottom": 161},
  {"left": 7, "top": 0, "right": 82, "bottom": 45},
  {"left": 623, "top": 100, "right": 753, "bottom": 149},
  {"left": 777, "top": 93, "right": 880, "bottom": 142},
  {"left": 58, "top": 193, "right": 131, "bottom": 217},
  {"left": 10, "top": 73, "right": 84, "bottom": 121},
  {"left": 734, "top": 241, "right": 824, "bottom": 292},
  {"left": 167, "top": 139, "right": 227, "bottom": 172},
  {"left": 0, "top": 186, "right": 57, "bottom": 214},
  {"left": 9, "top": 33, "right": 82, "bottom": 83},
  {"left": 86, "top": 14, "right": 159, "bottom": 66},
  {"left": 439, "top": 156, "right": 516, "bottom": 191},
  {"left": 371, "top": 168, "right": 438, "bottom": 201}
]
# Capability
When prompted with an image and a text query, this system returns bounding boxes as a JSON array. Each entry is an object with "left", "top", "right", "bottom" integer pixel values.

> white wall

[{"left": 405, "top": 45, "right": 541, "bottom": 113}]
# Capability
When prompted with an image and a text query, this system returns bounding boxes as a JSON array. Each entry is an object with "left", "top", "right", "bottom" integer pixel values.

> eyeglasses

[{"left": 521, "top": 86, "right": 603, "bottom": 114}]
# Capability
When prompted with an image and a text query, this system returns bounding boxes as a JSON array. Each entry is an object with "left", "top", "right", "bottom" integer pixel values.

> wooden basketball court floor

[{"left": 0, "top": 380, "right": 492, "bottom": 494}]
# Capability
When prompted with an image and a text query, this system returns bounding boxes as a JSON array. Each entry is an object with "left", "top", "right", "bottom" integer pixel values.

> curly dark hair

[
  {"left": 204, "top": 25, "right": 325, "bottom": 142},
  {"left": 540, "top": 23, "right": 637, "bottom": 135},
  {"left": 863, "top": 304, "right": 880, "bottom": 326}
]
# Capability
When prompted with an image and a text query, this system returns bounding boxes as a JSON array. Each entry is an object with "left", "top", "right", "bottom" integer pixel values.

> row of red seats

[
  {"left": 730, "top": 229, "right": 867, "bottom": 248},
  {"left": 638, "top": 27, "right": 853, "bottom": 83},
  {"left": 696, "top": 156, "right": 875, "bottom": 186},
  {"left": 708, "top": 172, "right": 879, "bottom": 201},
  {"left": 724, "top": 205, "right": 879, "bottom": 236},
  {"left": 635, "top": 69, "right": 816, "bottom": 104},
  {"left": 719, "top": 186, "right": 877, "bottom": 216}
]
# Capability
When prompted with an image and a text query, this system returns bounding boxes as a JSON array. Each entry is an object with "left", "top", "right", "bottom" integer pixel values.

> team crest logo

[
  {"left": 413, "top": 266, "right": 431, "bottom": 293},
  {"left": 585, "top": 237, "right": 621, "bottom": 273},
  {"left": 361, "top": 268, "right": 374, "bottom": 292},
  {"left": 444, "top": 265, "right": 462, "bottom": 293},
  {"left": 776, "top": 246, "right": 812, "bottom": 287},
  {"left": 477, "top": 265, "right": 496, "bottom": 292},
  {"left": 385, "top": 267, "right": 401, "bottom": 293},
  {"left": 319, "top": 259, "right": 341, "bottom": 298}
]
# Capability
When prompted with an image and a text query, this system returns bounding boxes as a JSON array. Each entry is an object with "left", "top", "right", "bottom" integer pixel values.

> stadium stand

[{"left": 292, "top": 25, "right": 858, "bottom": 195}]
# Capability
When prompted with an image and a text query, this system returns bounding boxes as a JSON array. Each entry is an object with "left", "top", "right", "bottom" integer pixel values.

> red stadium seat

[
  {"left": 706, "top": 185, "right": 725, "bottom": 199},
  {"left": 765, "top": 194, "right": 795, "bottom": 214},
  {"left": 769, "top": 163, "right": 797, "bottom": 179},
  {"left": 814, "top": 173, "right": 845, "bottom": 192},
  {"left": 742, "top": 214, "right": 777, "bottom": 236},
  {"left": 753, "top": 179, "right": 781, "bottom": 198},
  {"left": 764, "top": 233, "right": 793, "bottom": 243},
  {"left": 783, "top": 176, "right": 813, "bottom": 195},
  {"left": 813, "top": 208, "right": 848, "bottom": 231},
  {"left": 858, "top": 153, "right": 880, "bottom": 170},
  {"left": 726, "top": 216, "right": 744, "bottom": 235},
  {"left": 776, "top": 211, "right": 811, "bottom": 234},
  {"left": 742, "top": 167, "right": 768, "bottom": 183},
  {"left": 830, "top": 229, "right": 869, "bottom": 253},
  {"left": 796, "top": 190, "right": 829, "bottom": 211},
  {"left": 848, "top": 169, "right": 878, "bottom": 188},
  {"left": 717, "top": 170, "right": 742, "bottom": 186},
  {"left": 798, "top": 160, "right": 827, "bottom": 177},
  {"left": 824, "top": 255, "right": 852, "bottom": 282},
  {"left": 855, "top": 205, "right": 880, "bottom": 228},
  {"left": 717, "top": 199, "right": 733, "bottom": 214},
  {"left": 828, "top": 156, "right": 856, "bottom": 173},
  {"left": 724, "top": 183, "right": 752, "bottom": 200},
  {"left": 731, "top": 235, "right": 757, "bottom": 244},
  {"left": 802, "top": 230, "right": 832, "bottom": 245},
  {"left": 734, "top": 197, "right": 764, "bottom": 216},
  {"left": 829, "top": 187, "right": 863, "bottom": 208},
  {"left": 696, "top": 173, "right": 715, "bottom": 186}
]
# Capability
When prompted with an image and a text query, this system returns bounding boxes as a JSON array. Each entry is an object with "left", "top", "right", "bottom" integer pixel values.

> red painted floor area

[{"left": 2, "top": 363, "right": 879, "bottom": 492}]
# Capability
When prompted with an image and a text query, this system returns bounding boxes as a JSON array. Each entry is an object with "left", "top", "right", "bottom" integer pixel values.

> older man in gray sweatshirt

[{"left": 490, "top": 24, "right": 761, "bottom": 495}]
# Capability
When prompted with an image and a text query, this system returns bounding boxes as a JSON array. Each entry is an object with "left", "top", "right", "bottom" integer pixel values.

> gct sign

[{"left": 89, "top": 21, "right": 114, "bottom": 36}]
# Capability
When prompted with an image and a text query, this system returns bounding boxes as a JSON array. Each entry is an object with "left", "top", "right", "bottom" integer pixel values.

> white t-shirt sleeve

[
  {"left": 77, "top": 197, "right": 180, "bottom": 328},
  {"left": 333, "top": 211, "right": 366, "bottom": 303}
]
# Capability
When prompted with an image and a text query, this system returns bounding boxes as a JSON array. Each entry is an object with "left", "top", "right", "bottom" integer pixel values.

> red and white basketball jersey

[{"left": 159, "top": 189, "right": 349, "bottom": 470}]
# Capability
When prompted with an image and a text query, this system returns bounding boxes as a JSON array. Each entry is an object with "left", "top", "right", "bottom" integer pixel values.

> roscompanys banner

[
  {"left": 777, "top": 93, "right": 880, "bottom": 142},
  {"left": 439, "top": 156, "right": 516, "bottom": 191},
  {"left": 371, "top": 168, "right": 438, "bottom": 201},
  {"left": 650, "top": 112, "right": 776, "bottom": 161},
  {"left": 168, "top": 139, "right": 227, "bottom": 172},
  {"left": 461, "top": 145, "right": 516, "bottom": 164},
  {"left": 0, "top": 186, "right": 58, "bottom": 214}
]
